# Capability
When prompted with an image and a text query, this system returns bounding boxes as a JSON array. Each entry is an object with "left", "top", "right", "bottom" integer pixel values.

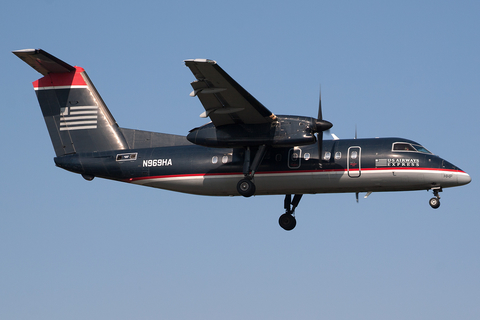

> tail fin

[{"left": 13, "top": 49, "right": 128, "bottom": 156}]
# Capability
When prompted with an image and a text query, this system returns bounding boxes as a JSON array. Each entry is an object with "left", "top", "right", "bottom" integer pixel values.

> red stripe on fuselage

[
  {"left": 33, "top": 66, "right": 86, "bottom": 89},
  {"left": 125, "top": 167, "right": 466, "bottom": 183}
]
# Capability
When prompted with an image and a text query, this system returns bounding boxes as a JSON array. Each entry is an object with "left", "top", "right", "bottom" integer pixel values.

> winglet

[{"left": 12, "top": 49, "right": 76, "bottom": 75}]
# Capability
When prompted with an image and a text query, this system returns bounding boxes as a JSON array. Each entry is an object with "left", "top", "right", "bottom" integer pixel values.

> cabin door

[{"left": 347, "top": 146, "right": 361, "bottom": 178}]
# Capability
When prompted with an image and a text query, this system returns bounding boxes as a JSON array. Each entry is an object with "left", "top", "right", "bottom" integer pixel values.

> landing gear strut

[
  {"left": 279, "top": 194, "right": 303, "bottom": 231},
  {"left": 429, "top": 187, "right": 442, "bottom": 209},
  {"left": 237, "top": 145, "right": 267, "bottom": 197}
]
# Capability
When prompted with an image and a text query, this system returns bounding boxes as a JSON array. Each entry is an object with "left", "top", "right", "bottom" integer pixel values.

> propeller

[{"left": 312, "top": 89, "right": 333, "bottom": 159}]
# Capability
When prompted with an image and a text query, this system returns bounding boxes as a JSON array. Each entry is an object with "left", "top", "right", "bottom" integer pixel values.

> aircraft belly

[
  {"left": 131, "top": 174, "right": 242, "bottom": 196},
  {"left": 253, "top": 170, "right": 432, "bottom": 194},
  {"left": 128, "top": 168, "right": 462, "bottom": 196},
  {"left": 254, "top": 172, "right": 316, "bottom": 194}
]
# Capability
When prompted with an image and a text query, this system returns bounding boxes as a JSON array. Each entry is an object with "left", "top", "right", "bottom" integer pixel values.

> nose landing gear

[{"left": 429, "top": 187, "right": 442, "bottom": 209}]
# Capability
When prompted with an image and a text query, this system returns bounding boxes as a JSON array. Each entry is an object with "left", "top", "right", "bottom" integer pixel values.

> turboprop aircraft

[{"left": 13, "top": 49, "right": 471, "bottom": 230}]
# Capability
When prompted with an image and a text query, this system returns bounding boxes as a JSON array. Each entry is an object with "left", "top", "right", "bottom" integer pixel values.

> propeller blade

[
  {"left": 314, "top": 87, "right": 332, "bottom": 132},
  {"left": 314, "top": 86, "right": 332, "bottom": 161},
  {"left": 318, "top": 86, "right": 323, "bottom": 120}
]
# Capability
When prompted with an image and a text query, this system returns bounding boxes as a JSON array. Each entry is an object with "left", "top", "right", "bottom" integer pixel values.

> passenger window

[
  {"left": 212, "top": 156, "right": 218, "bottom": 164},
  {"left": 222, "top": 155, "right": 228, "bottom": 163},
  {"left": 324, "top": 152, "right": 331, "bottom": 160},
  {"left": 304, "top": 153, "right": 311, "bottom": 161},
  {"left": 335, "top": 152, "right": 341, "bottom": 160}
]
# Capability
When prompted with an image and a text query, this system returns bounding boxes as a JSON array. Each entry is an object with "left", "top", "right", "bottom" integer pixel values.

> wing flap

[{"left": 185, "top": 59, "right": 276, "bottom": 126}]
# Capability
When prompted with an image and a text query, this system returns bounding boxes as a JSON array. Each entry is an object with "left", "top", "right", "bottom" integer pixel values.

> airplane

[{"left": 13, "top": 49, "right": 471, "bottom": 231}]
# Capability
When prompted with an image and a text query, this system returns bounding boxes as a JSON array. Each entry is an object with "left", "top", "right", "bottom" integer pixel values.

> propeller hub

[{"left": 314, "top": 119, "right": 333, "bottom": 133}]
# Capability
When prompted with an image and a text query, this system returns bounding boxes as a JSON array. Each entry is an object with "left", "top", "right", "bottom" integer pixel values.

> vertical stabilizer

[{"left": 13, "top": 49, "right": 128, "bottom": 156}]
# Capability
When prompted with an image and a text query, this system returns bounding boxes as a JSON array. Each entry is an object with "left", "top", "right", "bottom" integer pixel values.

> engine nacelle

[{"left": 187, "top": 115, "right": 318, "bottom": 148}]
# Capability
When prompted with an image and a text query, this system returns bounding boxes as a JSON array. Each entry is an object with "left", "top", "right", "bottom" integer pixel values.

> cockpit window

[
  {"left": 392, "top": 142, "right": 432, "bottom": 154},
  {"left": 412, "top": 144, "right": 432, "bottom": 154},
  {"left": 393, "top": 143, "right": 416, "bottom": 151}
]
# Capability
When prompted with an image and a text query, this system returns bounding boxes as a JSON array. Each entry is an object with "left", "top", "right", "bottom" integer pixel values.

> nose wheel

[
  {"left": 429, "top": 197, "right": 440, "bottom": 209},
  {"left": 429, "top": 187, "right": 442, "bottom": 209}
]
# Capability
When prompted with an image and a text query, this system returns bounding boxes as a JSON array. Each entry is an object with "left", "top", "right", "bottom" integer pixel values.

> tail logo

[{"left": 59, "top": 106, "right": 98, "bottom": 131}]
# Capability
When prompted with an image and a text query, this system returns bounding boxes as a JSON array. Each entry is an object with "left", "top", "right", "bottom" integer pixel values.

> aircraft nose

[{"left": 457, "top": 171, "right": 472, "bottom": 186}]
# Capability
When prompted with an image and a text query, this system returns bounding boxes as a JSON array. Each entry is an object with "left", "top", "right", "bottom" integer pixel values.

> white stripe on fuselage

[{"left": 128, "top": 168, "right": 467, "bottom": 196}]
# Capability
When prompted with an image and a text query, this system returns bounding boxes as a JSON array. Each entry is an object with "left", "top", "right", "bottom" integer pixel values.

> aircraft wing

[{"left": 184, "top": 59, "right": 276, "bottom": 126}]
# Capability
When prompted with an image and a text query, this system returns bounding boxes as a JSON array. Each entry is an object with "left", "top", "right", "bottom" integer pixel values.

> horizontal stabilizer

[{"left": 12, "top": 49, "right": 76, "bottom": 75}]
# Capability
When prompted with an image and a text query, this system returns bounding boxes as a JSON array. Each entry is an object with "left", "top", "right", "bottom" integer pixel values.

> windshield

[
  {"left": 412, "top": 144, "right": 432, "bottom": 154},
  {"left": 392, "top": 142, "right": 432, "bottom": 154}
]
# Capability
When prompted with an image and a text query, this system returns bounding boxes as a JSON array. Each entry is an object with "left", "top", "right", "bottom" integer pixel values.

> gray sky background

[{"left": 1, "top": 1, "right": 479, "bottom": 319}]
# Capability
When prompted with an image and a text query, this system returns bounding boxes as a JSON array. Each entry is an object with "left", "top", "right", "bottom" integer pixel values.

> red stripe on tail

[{"left": 33, "top": 66, "right": 86, "bottom": 89}]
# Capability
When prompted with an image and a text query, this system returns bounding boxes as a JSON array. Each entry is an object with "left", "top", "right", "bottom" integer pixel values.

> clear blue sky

[{"left": 1, "top": 1, "right": 479, "bottom": 319}]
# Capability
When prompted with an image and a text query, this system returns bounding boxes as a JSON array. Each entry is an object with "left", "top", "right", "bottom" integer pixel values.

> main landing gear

[
  {"left": 237, "top": 178, "right": 255, "bottom": 197},
  {"left": 237, "top": 145, "right": 267, "bottom": 197},
  {"left": 429, "top": 187, "right": 442, "bottom": 209},
  {"left": 279, "top": 194, "right": 303, "bottom": 231}
]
